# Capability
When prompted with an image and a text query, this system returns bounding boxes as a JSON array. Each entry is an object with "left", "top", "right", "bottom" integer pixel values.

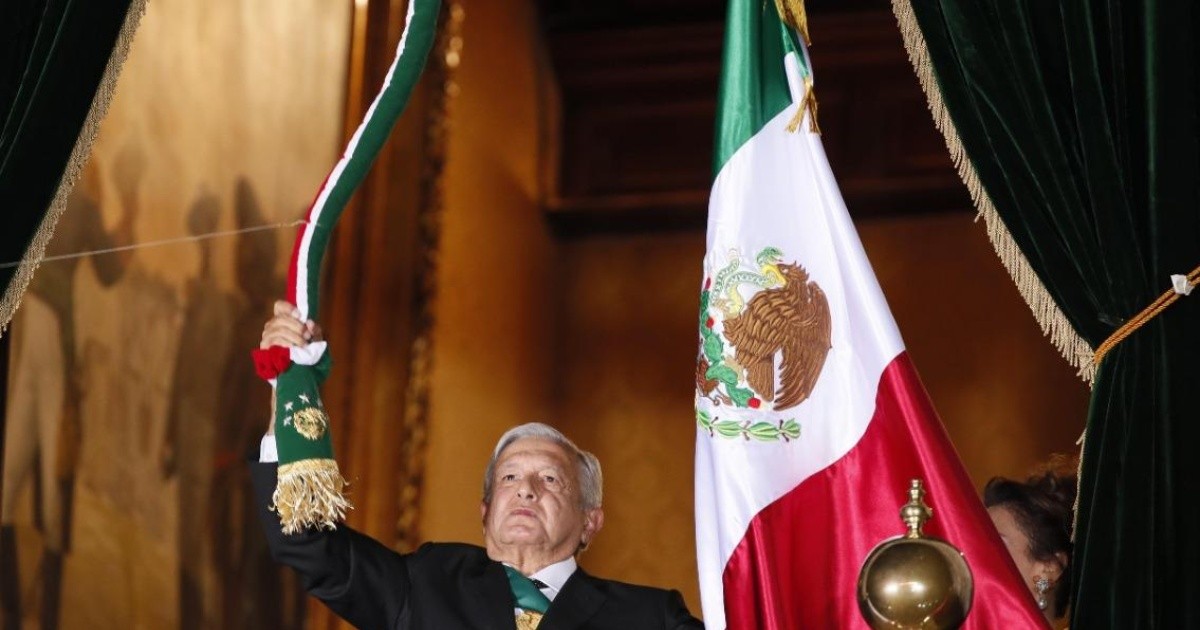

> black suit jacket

[{"left": 252, "top": 462, "right": 704, "bottom": 630}]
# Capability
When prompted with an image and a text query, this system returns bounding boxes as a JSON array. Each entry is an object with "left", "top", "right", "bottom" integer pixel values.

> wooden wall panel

[
  {"left": 546, "top": 23, "right": 720, "bottom": 230},
  {"left": 543, "top": 8, "right": 970, "bottom": 231}
]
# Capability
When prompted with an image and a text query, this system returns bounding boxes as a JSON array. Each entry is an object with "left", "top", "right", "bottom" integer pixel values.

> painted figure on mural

[
  {"left": 1, "top": 144, "right": 142, "bottom": 629},
  {"left": 162, "top": 178, "right": 304, "bottom": 629},
  {"left": 211, "top": 179, "right": 303, "bottom": 628},
  {"left": 213, "top": 180, "right": 305, "bottom": 628},
  {"left": 161, "top": 187, "right": 235, "bottom": 630}
]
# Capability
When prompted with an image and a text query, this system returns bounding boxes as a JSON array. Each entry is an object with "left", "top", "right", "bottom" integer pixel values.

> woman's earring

[{"left": 1035, "top": 576, "right": 1050, "bottom": 610}]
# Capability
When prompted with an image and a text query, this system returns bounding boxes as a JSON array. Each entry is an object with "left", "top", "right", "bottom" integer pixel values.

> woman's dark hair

[{"left": 983, "top": 460, "right": 1077, "bottom": 618}]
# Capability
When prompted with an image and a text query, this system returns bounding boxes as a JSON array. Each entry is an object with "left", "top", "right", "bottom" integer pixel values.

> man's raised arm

[{"left": 252, "top": 300, "right": 411, "bottom": 628}]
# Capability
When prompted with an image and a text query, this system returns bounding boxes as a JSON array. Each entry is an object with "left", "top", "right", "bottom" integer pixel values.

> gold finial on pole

[
  {"left": 901, "top": 478, "right": 933, "bottom": 538},
  {"left": 857, "top": 479, "right": 974, "bottom": 629}
]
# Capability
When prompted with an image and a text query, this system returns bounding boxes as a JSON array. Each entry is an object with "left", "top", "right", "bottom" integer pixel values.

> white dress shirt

[
  {"left": 522, "top": 556, "right": 577, "bottom": 602},
  {"left": 260, "top": 434, "right": 278, "bottom": 462},
  {"left": 510, "top": 556, "right": 577, "bottom": 617}
]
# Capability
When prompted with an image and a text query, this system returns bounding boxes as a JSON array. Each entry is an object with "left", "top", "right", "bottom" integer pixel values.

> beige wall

[
  {"left": 555, "top": 232, "right": 708, "bottom": 610},
  {"left": 552, "top": 213, "right": 1090, "bottom": 616},
  {"left": 859, "top": 214, "right": 1089, "bottom": 486},
  {"left": 420, "top": 0, "right": 559, "bottom": 545},
  {"left": 321, "top": 0, "right": 1088, "bottom": 618},
  {"left": 415, "top": 7, "right": 1088, "bottom": 618}
]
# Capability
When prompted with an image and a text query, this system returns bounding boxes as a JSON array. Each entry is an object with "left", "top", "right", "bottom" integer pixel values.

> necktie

[{"left": 504, "top": 565, "right": 551, "bottom": 629}]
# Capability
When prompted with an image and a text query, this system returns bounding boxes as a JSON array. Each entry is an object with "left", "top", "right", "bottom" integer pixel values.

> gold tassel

[
  {"left": 0, "top": 0, "right": 149, "bottom": 337},
  {"left": 785, "top": 75, "right": 821, "bottom": 134},
  {"left": 272, "top": 459, "right": 352, "bottom": 535},
  {"left": 774, "top": 0, "right": 812, "bottom": 46},
  {"left": 889, "top": 0, "right": 1095, "bottom": 384}
]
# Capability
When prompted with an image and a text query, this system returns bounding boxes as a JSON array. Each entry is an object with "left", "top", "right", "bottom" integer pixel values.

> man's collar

[{"left": 523, "top": 556, "right": 578, "bottom": 600}]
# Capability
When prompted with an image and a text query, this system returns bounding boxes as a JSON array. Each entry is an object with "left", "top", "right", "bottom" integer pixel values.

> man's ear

[
  {"left": 582, "top": 507, "right": 605, "bottom": 546},
  {"left": 480, "top": 501, "right": 489, "bottom": 525}
]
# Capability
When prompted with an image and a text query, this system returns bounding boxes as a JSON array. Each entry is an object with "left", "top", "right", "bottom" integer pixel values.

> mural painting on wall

[
  {"left": 2, "top": 162, "right": 304, "bottom": 630},
  {"left": 1, "top": 151, "right": 140, "bottom": 629},
  {"left": 0, "top": 1, "right": 350, "bottom": 627}
]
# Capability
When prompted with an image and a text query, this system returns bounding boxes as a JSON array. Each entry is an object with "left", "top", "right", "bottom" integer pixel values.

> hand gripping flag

[
  {"left": 693, "top": 1, "right": 1049, "bottom": 627},
  {"left": 251, "top": 0, "right": 440, "bottom": 535}
]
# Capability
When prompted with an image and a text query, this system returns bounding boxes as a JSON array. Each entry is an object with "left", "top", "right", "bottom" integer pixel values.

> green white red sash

[{"left": 252, "top": 0, "right": 441, "bottom": 534}]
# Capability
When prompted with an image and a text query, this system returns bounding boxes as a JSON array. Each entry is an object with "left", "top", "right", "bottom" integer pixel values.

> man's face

[{"left": 482, "top": 438, "right": 603, "bottom": 562}]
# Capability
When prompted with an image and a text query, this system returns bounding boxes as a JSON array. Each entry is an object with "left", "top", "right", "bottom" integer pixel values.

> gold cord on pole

[
  {"left": 773, "top": 0, "right": 811, "bottom": 46},
  {"left": 785, "top": 76, "right": 821, "bottom": 135}
]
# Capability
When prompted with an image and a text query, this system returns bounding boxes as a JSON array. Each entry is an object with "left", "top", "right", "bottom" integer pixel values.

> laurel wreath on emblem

[
  {"left": 292, "top": 407, "right": 330, "bottom": 441},
  {"left": 696, "top": 410, "right": 801, "bottom": 442}
]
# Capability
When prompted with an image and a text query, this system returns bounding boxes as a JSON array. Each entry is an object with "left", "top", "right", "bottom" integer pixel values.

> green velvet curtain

[
  {"left": 0, "top": 0, "right": 142, "bottom": 333},
  {"left": 897, "top": 0, "right": 1200, "bottom": 627}
]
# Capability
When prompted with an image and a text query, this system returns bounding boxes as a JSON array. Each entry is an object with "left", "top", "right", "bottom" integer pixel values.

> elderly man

[{"left": 255, "top": 303, "right": 703, "bottom": 629}]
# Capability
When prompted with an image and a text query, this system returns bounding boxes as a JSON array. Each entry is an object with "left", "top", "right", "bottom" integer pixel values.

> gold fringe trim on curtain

[
  {"left": 0, "top": 0, "right": 150, "bottom": 338},
  {"left": 889, "top": 0, "right": 1096, "bottom": 385},
  {"left": 273, "top": 458, "right": 352, "bottom": 535}
]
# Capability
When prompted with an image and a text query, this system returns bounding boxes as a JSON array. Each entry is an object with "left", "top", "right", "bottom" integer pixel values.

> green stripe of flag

[{"left": 712, "top": 0, "right": 809, "bottom": 177}]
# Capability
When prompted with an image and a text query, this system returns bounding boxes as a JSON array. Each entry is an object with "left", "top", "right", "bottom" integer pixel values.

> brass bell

[{"left": 856, "top": 479, "right": 974, "bottom": 629}]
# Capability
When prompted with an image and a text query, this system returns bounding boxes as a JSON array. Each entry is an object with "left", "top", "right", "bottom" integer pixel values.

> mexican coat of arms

[{"left": 696, "top": 246, "right": 832, "bottom": 440}]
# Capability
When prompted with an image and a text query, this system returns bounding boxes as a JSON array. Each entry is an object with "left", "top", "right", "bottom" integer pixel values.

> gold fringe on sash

[
  {"left": 272, "top": 459, "right": 352, "bottom": 535},
  {"left": 889, "top": 0, "right": 1096, "bottom": 384},
  {"left": 0, "top": 0, "right": 150, "bottom": 336}
]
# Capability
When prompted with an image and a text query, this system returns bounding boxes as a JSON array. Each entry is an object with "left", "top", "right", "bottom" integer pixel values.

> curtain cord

[{"left": 1092, "top": 265, "right": 1200, "bottom": 367}]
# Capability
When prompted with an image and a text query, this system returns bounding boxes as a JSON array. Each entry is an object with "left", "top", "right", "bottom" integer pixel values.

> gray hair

[{"left": 482, "top": 422, "right": 603, "bottom": 511}]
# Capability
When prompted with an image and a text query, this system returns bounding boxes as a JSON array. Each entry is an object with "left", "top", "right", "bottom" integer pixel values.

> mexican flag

[{"left": 693, "top": 2, "right": 1048, "bottom": 628}]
